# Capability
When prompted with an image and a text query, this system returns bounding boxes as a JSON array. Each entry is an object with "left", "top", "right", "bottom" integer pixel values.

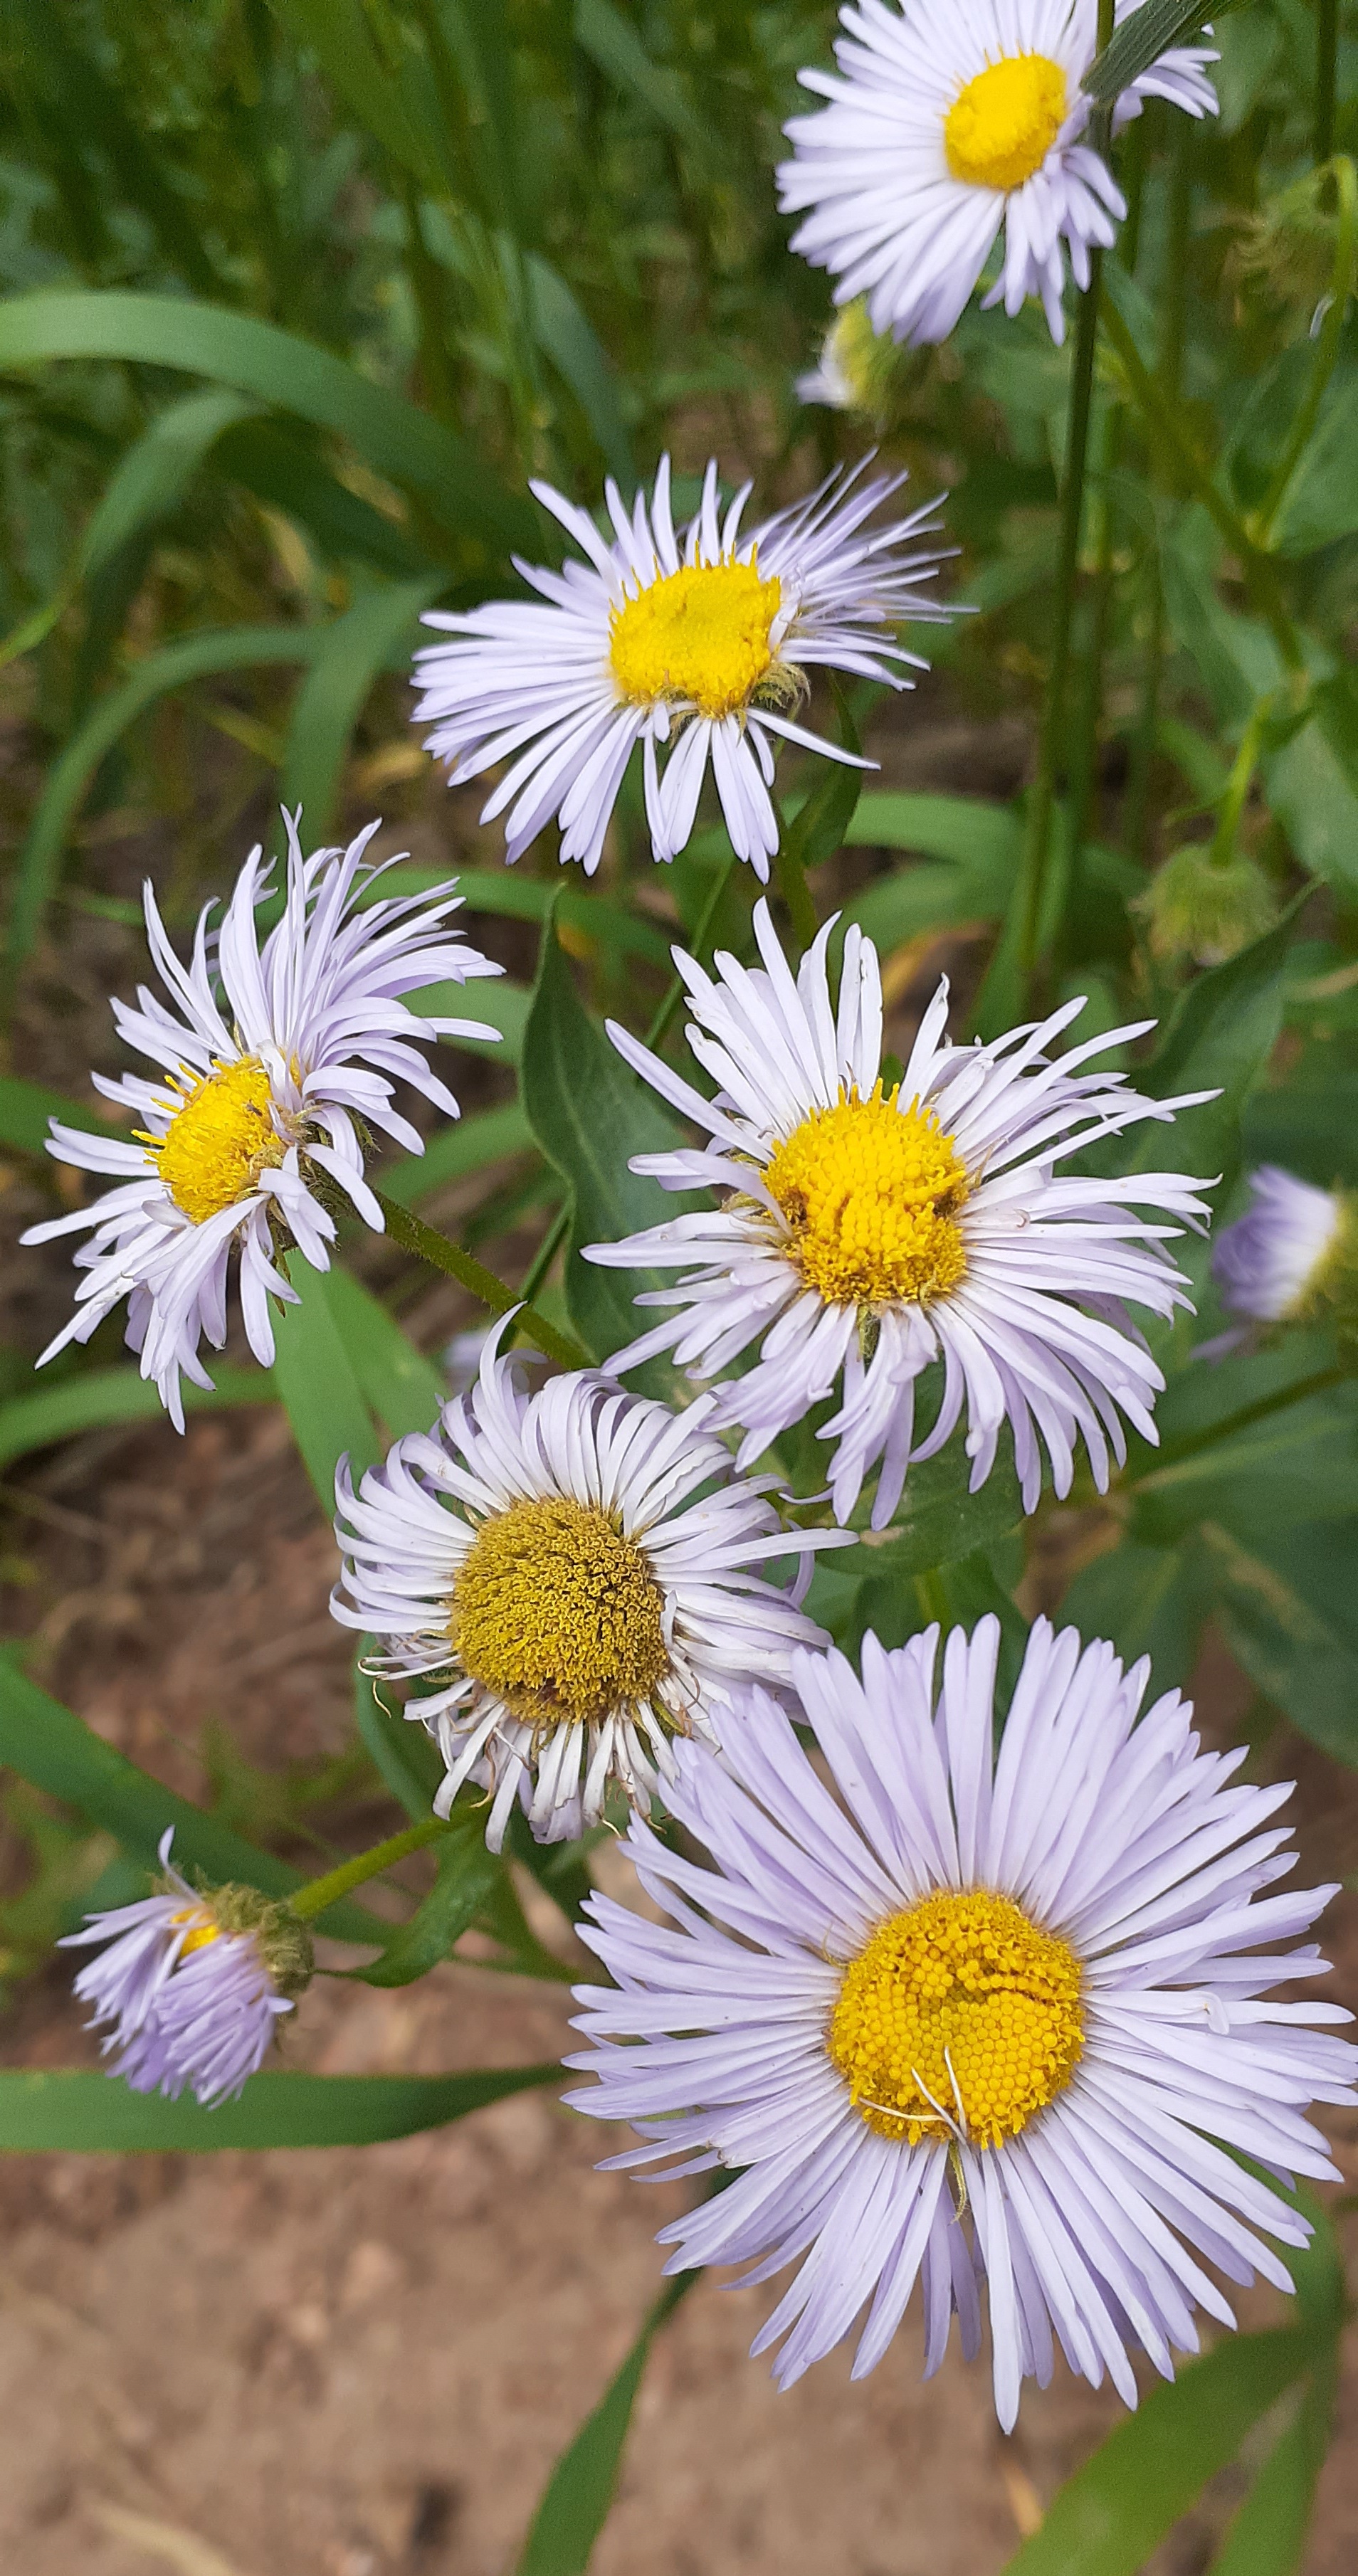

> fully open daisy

[
  {"left": 778, "top": 1, "right": 1217, "bottom": 347},
  {"left": 568, "top": 1618, "right": 1355, "bottom": 2422},
  {"left": 585, "top": 902, "right": 1211, "bottom": 1527},
  {"left": 63, "top": 1830, "right": 312, "bottom": 2108},
  {"left": 331, "top": 1323, "right": 842, "bottom": 1848},
  {"left": 1209, "top": 1165, "right": 1357, "bottom": 1349},
  {"left": 21, "top": 814, "right": 500, "bottom": 1428},
  {"left": 411, "top": 455, "right": 948, "bottom": 880}
]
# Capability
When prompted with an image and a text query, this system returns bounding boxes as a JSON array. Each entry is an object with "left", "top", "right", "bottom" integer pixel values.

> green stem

[
  {"left": 772, "top": 823, "right": 819, "bottom": 954},
  {"left": 1317, "top": 0, "right": 1339, "bottom": 163},
  {"left": 1099, "top": 299, "right": 1305, "bottom": 675},
  {"left": 1134, "top": 1365, "right": 1349, "bottom": 1479},
  {"left": 646, "top": 848, "right": 740, "bottom": 1050},
  {"left": 1016, "top": 248, "right": 1103, "bottom": 988},
  {"left": 290, "top": 1818, "right": 451, "bottom": 1921},
  {"left": 1254, "top": 157, "right": 1357, "bottom": 543},
  {"left": 1068, "top": 402, "right": 1121, "bottom": 854},
  {"left": 375, "top": 1190, "right": 586, "bottom": 1370},
  {"left": 1123, "top": 551, "right": 1164, "bottom": 865},
  {"left": 1208, "top": 696, "right": 1274, "bottom": 867}
]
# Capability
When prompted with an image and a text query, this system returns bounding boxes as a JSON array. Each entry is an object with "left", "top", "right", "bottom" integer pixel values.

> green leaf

[
  {"left": 998, "top": 2326, "right": 1316, "bottom": 2576},
  {"left": 1059, "top": 1536, "right": 1213, "bottom": 1691},
  {"left": 352, "top": 1656, "right": 446, "bottom": 1822},
  {"left": 1263, "top": 685, "right": 1358, "bottom": 902},
  {"left": 322, "top": 1265, "right": 444, "bottom": 1442},
  {"left": 0, "top": 1364, "right": 275, "bottom": 1477},
  {"left": 573, "top": 0, "right": 705, "bottom": 150},
  {"left": 80, "top": 389, "right": 260, "bottom": 580},
  {"left": 433, "top": 973, "right": 531, "bottom": 1064},
  {"left": 0, "top": 2061, "right": 559, "bottom": 2153},
  {"left": 4, "top": 623, "right": 315, "bottom": 991},
  {"left": 214, "top": 418, "right": 435, "bottom": 579},
  {"left": 269, "top": 1261, "right": 383, "bottom": 1509},
  {"left": 1246, "top": 1072, "right": 1358, "bottom": 1188},
  {"left": 1271, "top": 381, "right": 1358, "bottom": 558},
  {"left": 521, "top": 919, "right": 682, "bottom": 1378},
  {"left": 263, "top": 0, "right": 453, "bottom": 196},
  {"left": 379, "top": 1100, "right": 537, "bottom": 1208},
  {"left": 0, "top": 1659, "right": 384, "bottom": 1945},
  {"left": 351, "top": 1812, "right": 502, "bottom": 1986},
  {"left": 1132, "top": 1385, "right": 1358, "bottom": 1546},
  {"left": 527, "top": 253, "right": 634, "bottom": 485},
  {"left": 279, "top": 574, "right": 445, "bottom": 833},
  {"left": 0, "top": 1072, "right": 127, "bottom": 1154},
  {"left": 1083, "top": 1, "right": 1216, "bottom": 104},
  {"left": 1208, "top": 2379, "right": 1335, "bottom": 2576},
  {"left": 0, "top": 292, "right": 535, "bottom": 554},
  {"left": 1117, "top": 900, "right": 1303, "bottom": 1193},
  {"left": 844, "top": 791, "right": 1021, "bottom": 872},
  {"left": 1200, "top": 1519, "right": 1358, "bottom": 1763},
  {"left": 515, "top": 2273, "right": 695, "bottom": 2576}
]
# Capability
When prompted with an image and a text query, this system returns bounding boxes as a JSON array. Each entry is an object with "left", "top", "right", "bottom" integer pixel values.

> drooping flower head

[
  {"left": 585, "top": 902, "right": 1211, "bottom": 1527},
  {"left": 62, "top": 1830, "right": 312, "bottom": 2108},
  {"left": 331, "top": 1323, "right": 843, "bottom": 1848},
  {"left": 411, "top": 455, "right": 949, "bottom": 881},
  {"left": 21, "top": 815, "right": 501, "bottom": 1427},
  {"left": 1210, "top": 1164, "right": 1357, "bottom": 1344},
  {"left": 569, "top": 1619, "right": 1355, "bottom": 2424},
  {"left": 778, "top": 0, "right": 1218, "bottom": 348}
]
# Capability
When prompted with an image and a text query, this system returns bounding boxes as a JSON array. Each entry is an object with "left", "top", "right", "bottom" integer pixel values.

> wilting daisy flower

[
  {"left": 568, "top": 1618, "right": 1356, "bottom": 2422},
  {"left": 586, "top": 902, "right": 1211, "bottom": 1526},
  {"left": 331, "top": 1321, "right": 841, "bottom": 1849},
  {"left": 411, "top": 455, "right": 948, "bottom": 880},
  {"left": 21, "top": 815, "right": 500, "bottom": 1429},
  {"left": 1209, "top": 1165, "right": 1356, "bottom": 1348},
  {"left": 778, "top": 0, "right": 1218, "bottom": 347},
  {"left": 62, "top": 1830, "right": 312, "bottom": 2108}
]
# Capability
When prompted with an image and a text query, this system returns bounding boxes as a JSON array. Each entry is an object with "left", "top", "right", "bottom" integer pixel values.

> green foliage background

[{"left": 0, "top": 1, "right": 1356, "bottom": 2566}]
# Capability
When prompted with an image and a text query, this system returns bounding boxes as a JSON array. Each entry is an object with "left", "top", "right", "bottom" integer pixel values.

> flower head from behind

[
  {"left": 21, "top": 813, "right": 501, "bottom": 1427},
  {"left": 779, "top": 0, "right": 1217, "bottom": 348},
  {"left": 568, "top": 1617, "right": 1355, "bottom": 2424},
  {"left": 412, "top": 455, "right": 949, "bottom": 881},
  {"left": 1205, "top": 1164, "right": 1358, "bottom": 1356},
  {"left": 62, "top": 1830, "right": 312, "bottom": 2108},
  {"left": 331, "top": 1320, "right": 845, "bottom": 1848},
  {"left": 586, "top": 900, "right": 1213, "bottom": 1526}
]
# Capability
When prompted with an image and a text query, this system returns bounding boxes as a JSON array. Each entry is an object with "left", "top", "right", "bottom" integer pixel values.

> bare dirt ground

[{"left": 1, "top": 699, "right": 1356, "bottom": 2576}]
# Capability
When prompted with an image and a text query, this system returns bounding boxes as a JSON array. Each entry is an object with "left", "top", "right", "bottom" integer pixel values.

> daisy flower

[
  {"left": 21, "top": 813, "right": 501, "bottom": 1429},
  {"left": 62, "top": 1830, "right": 312, "bottom": 2108},
  {"left": 584, "top": 901, "right": 1211, "bottom": 1528},
  {"left": 411, "top": 455, "right": 949, "bottom": 882},
  {"left": 778, "top": 0, "right": 1218, "bottom": 347},
  {"left": 330, "top": 1321, "right": 842, "bottom": 1849},
  {"left": 1209, "top": 1165, "right": 1357, "bottom": 1347},
  {"left": 568, "top": 1617, "right": 1356, "bottom": 2423}
]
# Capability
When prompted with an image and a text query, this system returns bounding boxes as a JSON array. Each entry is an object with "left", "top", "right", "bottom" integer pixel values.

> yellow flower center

[
  {"left": 609, "top": 558, "right": 783, "bottom": 720},
  {"left": 449, "top": 1496, "right": 670, "bottom": 1729},
  {"left": 149, "top": 1058, "right": 286, "bottom": 1224},
  {"left": 944, "top": 54, "right": 1068, "bottom": 194},
  {"left": 170, "top": 1907, "right": 221, "bottom": 1958},
  {"left": 828, "top": 1889, "right": 1084, "bottom": 2149},
  {"left": 764, "top": 1085, "right": 969, "bottom": 1308}
]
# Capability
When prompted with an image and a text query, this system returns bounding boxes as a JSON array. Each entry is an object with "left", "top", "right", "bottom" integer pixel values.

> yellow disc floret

[
  {"left": 764, "top": 1084, "right": 969, "bottom": 1308},
  {"left": 828, "top": 1889, "right": 1084, "bottom": 2148},
  {"left": 610, "top": 558, "right": 783, "bottom": 720},
  {"left": 150, "top": 1058, "right": 286, "bottom": 1225},
  {"left": 449, "top": 1495, "right": 670, "bottom": 1729},
  {"left": 944, "top": 54, "right": 1068, "bottom": 194},
  {"left": 170, "top": 1907, "right": 221, "bottom": 1958}
]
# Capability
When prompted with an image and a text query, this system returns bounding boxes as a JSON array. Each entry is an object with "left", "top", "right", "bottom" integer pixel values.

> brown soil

[{"left": 1, "top": 704, "right": 1355, "bottom": 2576}]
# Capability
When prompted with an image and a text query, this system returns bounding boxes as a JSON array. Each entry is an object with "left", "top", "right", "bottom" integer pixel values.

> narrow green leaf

[
  {"left": 80, "top": 389, "right": 260, "bottom": 580},
  {"left": 1083, "top": 1, "right": 1214, "bottom": 104},
  {"left": 0, "top": 1072, "right": 127, "bottom": 1155},
  {"left": 379, "top": 1100, "right": 537, "bottom": 1208},
  {"left": 269, "top": 1262, "right": 382, "bottom": 1509},
  {"left": 1117, "top": 899, "right": 1304, "bottom": 1190},
  {"left": 998, "top": 2327, "right": 1316, "bottom": 2576},
  {"left": 433, "top": 973, "right": 531, "bottom": 1064},
  {"left": 573, "top": 0, "right": 705, "bottom": 149},
  {"left": 0, "top": 1364, "right": 275, "bottom": 1477},
  {"left": 0, "top": 292, "right": 535, "bottom": 554},
  {"left": 214, "top": 418, "right": 435, "bottom": 579},
  {"left": 351, "top": 1813, "right": 501, "bottom": 1986},
  {"left": 279, "top": 574, "right": 444, "bottom": 833},
  {"left": 521, "top": 919, "right": 681, "bottom": 1378},
  {"left": 515, "top": 2273, "right": 695, "bottom": 2576},
  {"left": 321, "top": 1264, "right": 444, "bottom": 1440},
  {"left": 527, "top": 254, "right": 634, "bottom": 483},
  {"left": 0, "top": 1660, "right": 384, "bottom": 1945},
  {"left": 1060, "top": 1535, "right": 1213, "bottom": 1691},
  {"left": 0, "top": 2062, "right": 559, "bottom": 2153},
  {"left": 1208, "top": 2374, "right": 1336, "bottom": 2576},
  {"left": 264, "top": 0, "right": 453, "bottom": 194},
  {"left": 844, "top": 791, "right": 1021, "bottom": 871},
  {"left": 1200, "top": 1519, "right": 1358, "bottom": 1763}
]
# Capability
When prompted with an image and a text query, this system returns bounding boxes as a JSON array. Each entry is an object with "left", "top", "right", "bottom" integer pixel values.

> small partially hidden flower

[
  {"left": 1209, "top": 1164, "right": 1358, "bottom": 1349},
  {"left": 586, "top": 901, "right": 1212, "bottom": 1526},
  {"left": 797, "top": 299, "right": 913, "bottom": 414},
  {"left": 330, "top": 1321, "right": 843, "bottom": 1849},
  {"left": 567, "top": 1618, "right": 1356, "bottom": 2425},
  {"left": 62, "top": 1830, "right": 312, "bottom": 2107},
  {"left": 411, "top": 455, "right": 949, "bottom": 880},
  {"left": 21, "top": 813, "right": 500, "bottom": 1428},
  {"left": 778, "top": 0, "right": 1217, "bottom": 347}
]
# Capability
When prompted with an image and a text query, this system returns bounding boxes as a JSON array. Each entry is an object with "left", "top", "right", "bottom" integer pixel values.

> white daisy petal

[
  {"left": 21, "top": 813, "right": 497, "bottom": 1428},
  {"left": 569, "top": 1617, "right": 1355, "bottom": 2419},
  {"left": 778, "top": 0, "right": 1218, "bottom": 349}
]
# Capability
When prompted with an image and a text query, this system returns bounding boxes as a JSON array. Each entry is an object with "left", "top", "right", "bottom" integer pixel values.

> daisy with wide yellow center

[
  {"left": 764, "top": 1085, "right": 969, "bottom": 1309},
  {"left": 331, "top": 1329, "right": 840, "bottom": 1849},
  {"left": 413, "top": 452, "right": 949, "bottom": 880},
  {"left": 779, "top": 2, "right": 1218, "bottom": 349},
  {"left": 828, "top": 1888, "right": 1083, "bottom": 2148}
]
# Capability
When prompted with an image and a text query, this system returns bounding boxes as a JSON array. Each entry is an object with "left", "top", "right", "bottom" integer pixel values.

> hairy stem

[
  {"left": 290, "top": 1819, "right": 451, "bottom": 1921},
  {"left": 376, "top": 1191, "right": 586, "bottom": 1369}
]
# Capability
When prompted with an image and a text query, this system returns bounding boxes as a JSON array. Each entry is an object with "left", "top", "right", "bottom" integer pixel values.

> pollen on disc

[{"left": 449, "top": 1495, "right": 669, "bottom": 1727}]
